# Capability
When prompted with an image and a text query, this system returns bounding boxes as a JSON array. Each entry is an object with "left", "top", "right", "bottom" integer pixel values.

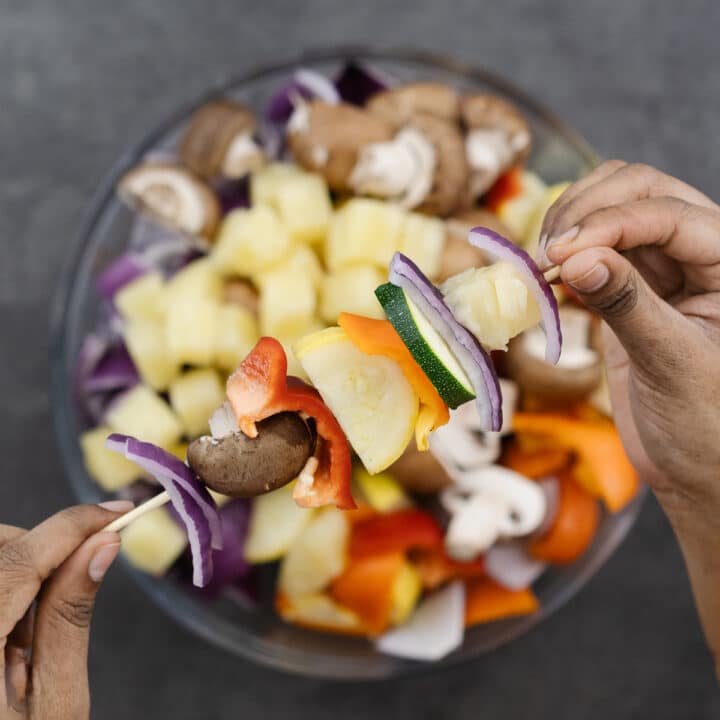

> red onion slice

[
  {"left": 468, "top": 227, "right": 562, "bottom": 364},
  {"left": 83, "top": 344, "right": 139, "bottom": 394},
  {"left": 106, "top": 434, "right": 222, "bottom": 587},
  {"left": 96, "top": 254, "right": 147, "bottom": 298},
  {"left": 334, "top": 61, "right": 390, "bottom": 105},
  {"left": 389, "top": 252, "right": 502, "bottom": 432},
  {"left": 484, "top": 541, "right": 547, "bottom": 591},
  {"left": 265, "top": 67, "right": 339, "bottom": 125}
]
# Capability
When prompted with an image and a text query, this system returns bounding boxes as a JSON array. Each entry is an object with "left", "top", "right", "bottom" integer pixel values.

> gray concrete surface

[{"left": 1, "top": 0, "right": 719, "bottom": 717}]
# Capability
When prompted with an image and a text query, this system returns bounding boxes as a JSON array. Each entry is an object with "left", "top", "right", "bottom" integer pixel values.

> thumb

[
  {"left": 558, "top": 246, "right": 686, "bottom": 374},
  {"left": 29, "top": 532, "right": 121, "bottom": 720}
]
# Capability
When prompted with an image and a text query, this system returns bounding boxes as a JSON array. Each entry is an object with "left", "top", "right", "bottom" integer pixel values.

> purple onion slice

[
  {"left": 96, "top": 254, "right": 147, "bottom": 298},
  {"left": 389, "top": 252, "right": 502, "bottom": 432},
  {"left": 264, "top": 67, "right": 340, "bottom": 125},
  {"left": 334, "top": 60, "right": 390, "bottom": 105},
  {"left": 468, "top": 227, "right": 562, "bottom": 364},
  {"left": 106, "top": 434, "right": 222, "bottom": 587},
  {"left": 83, "top": 344, "right": 139, "bottom": 394}
]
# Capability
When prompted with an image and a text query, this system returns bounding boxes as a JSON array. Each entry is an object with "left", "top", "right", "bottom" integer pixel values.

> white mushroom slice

[
  {"left": 287, "top": 101, "right": 311, "bottom": 134},
  {"left": 208, "top": 401, "right": 238, "bottom": 439},
  {"left": 349, "top": 127, "right": 436, "bottom": 209},
  {"left": 428, "top": 420, "right": 501, "bottom": 475},
  {"left": 465, "top": 127, "right": 525, "bottom": 197},
  {"left": 118, "top": 163, "right": 220, "bottom": 241},
  {"left": 221, "top": 132, "right": 266, "bottom": 178},
  {"left": 443, "top": 492, "right": 506, "bottom": 560},
  {"left": 454, "top": 466, "right": 547, "bottom": 538},
  {"left": 484, "top": 541, "right": 547, "bottom": 590},
  {"left": 454, "top": 378, "right": 518, "bottom": 436}
]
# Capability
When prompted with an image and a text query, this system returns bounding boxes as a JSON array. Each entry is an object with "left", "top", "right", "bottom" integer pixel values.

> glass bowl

[{"left": 50, "top": 47, "right": 644, "bottom": 680}]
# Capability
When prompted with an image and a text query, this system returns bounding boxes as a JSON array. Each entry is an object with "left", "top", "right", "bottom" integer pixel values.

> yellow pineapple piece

[
  {"left": 258, "top": 265, "right": 317, "bottom": 337},
  {"left": 325, "top": 198, "right": 404, "bottom": 271},
  {"left": 164, "top": 257, "right": 223, "bottom": 305},
  {"left": 399, "top": 212, "right": 446, "bottom": 279},
  {"left": 80, "top": 425, "right": 139, "bottom": 491},
  {"left": 115, "top": 272, "right": 166, "bottom": 323},
  {"left": 319, "top": 265, "right": 385, "bottom": 323},
  {"left": 525, "top": 181, "right": 571, "bottom": 256},
  {"left": 121, "top": 507, "right": 187, "bottom": 576},
  {"left": 250, "top": 163, "right": 303, "bottom": 209},
  {"left": 254, "top": 243, "right": 324, "bottom": 290},
  {"left": 214, "top": 304, "right": 259, "bottom": 371},
  {"left": 124, "top": 319, "right": 178, "bottom": 391},
  {"left": 275, "top": 173, "right": 333, "bottom": 246},
  {"left": 105, "top": 385, "right": 183, "bottom": 449},
  {"left": 211, "top": 205, "right": 293, "bottom": 277},
  {"left": 165, "top": 297, "right": 219, "bottom": 367},
  {"left": 496, "top": 171, "right": 548, "bottom": 243},
  {"left": 169, "top": 368, "right": 226, "bottom": 438}
]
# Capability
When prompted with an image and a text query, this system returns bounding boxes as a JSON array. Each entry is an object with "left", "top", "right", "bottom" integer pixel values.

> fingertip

[{"left": 88, "top": 541, "right": 121, "bottom": 584}]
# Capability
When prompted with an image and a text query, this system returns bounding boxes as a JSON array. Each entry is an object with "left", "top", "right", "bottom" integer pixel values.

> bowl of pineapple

[{"left": 50, "top": 48, "right": 644, "bottom": 678}]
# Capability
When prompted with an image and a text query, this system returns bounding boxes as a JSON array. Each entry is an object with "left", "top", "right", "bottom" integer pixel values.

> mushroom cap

[
  {"left": 179, "top": 100, "right": 261, "bottom": 180},
  {"left": 287, "top": 100, "right": 393, "bottom": 191},
  {"left": 461, "top": 94, "right": 532, "bottom": 153},
  {"left": 187, "top": 412, "right": 316, "bottom": 497},
  {"left": 367, "top": 82, "right": 461, "bottom": 129},
  {"left": 408, "top": 113, "right": 469, "bottom": 217},
  {"left": 117, "top": 162, "right": 221, "bottom": 241},
  {"left": 389, "top": 442, "right": 454, "bottom": 495}
]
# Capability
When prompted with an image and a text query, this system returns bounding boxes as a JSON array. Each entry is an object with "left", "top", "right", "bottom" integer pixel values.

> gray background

[{"left": 1, "top": 0, "right": 719, "bottom": 717}]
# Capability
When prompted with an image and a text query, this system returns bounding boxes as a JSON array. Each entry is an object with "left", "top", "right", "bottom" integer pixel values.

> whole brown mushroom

[
  {"left": 223, "top": 278, "right": 259, "bottom": 316},
  {"left": 180, "top": 100, "right": 265, "bottom": 181},
  {"left": 286, "top": 100, "right": 393, "bottom": 191},
  {"left": 366, "top": 82, "right": 461, "bottom": 129},
  {"left": 389, "top": 443, "right": 454, "bottom": 495}
]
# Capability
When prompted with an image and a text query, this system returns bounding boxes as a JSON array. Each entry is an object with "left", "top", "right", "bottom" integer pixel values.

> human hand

[
  {"left": 1, "top": 501, "right": 132, "bottom": 719},
  {"left": 537, "top": 161, "right": 720, "bottom": 675}
]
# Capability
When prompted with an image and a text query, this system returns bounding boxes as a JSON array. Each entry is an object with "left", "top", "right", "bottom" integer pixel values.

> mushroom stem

[{"left": 102, "top": 490, "right": 171, "bottom": 534}]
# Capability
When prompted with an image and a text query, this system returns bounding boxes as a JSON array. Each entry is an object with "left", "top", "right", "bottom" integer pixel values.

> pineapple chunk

[
  {"left": 319, "top": 265, "right": 385, "bottom": 323},
  {"left": 211, "top": 205, "right": 292, "bottom": 277},
  {"left": 390, "top": 562, "right": 423, "bottom": 625},
  {"left": 80, "top": 425, "right": 139, "bottom": 491},
  {"left": 296, "top": 327, "right": 419, "bottom": 474},
  {"left": 276, "top": 592, "right": 363, "bottom": 634},
  {"left": 255, "top": 243, "right": 324, "bottom": 290},
  {"left": 525, "top": 181, "right": 571, "bottom": 256},
  {"left": 124, "top": 319, "right": 178, "bottom": 391},
  {"left": 165, "top": 297, "right": 219, "bottom": 367},
  {"left": 278, "top": 508, "right": 349, "bottom": 596},
  {"left": 164, "top": 258, "right": 223, "bottom": 305},
  {"left": 258, "top": 265, "right": 316, "bottom": 337},
  {"left": 169, "top": 369, "right": 225, "bottom": 438},
  {"left": 105, "top": 385, "right": 183, "bottom": 449},
  {"left": 121, "top": 507, "right": 187, "bottom": 576},
  {"left": 399, "top": 212, "right": 446, "bottom": 279},
  {"left": 442, "top": 262, "right": 541, "bottom": 351},
  {"left": 214, "top": 304, "right": 259, "bottom": 371},
  {"left": 115, "top": 272, "right": 166, "bottom": 323},
  {"left": 325, "top": 198, "right": 404, "bottom": 271},
  {"left": 275, "top": 173, "right": 333, "bottom": 246},
  {"left": 250, "top": 162, "right": 303, "bottom": 209},
  {"left": 354, "top": 466, "right": 411, "bottom": 514},
  {"left": 244, "top": 483, "right": 315, "bottom": 563},
  {"left": 496, "top": 171, "right": 548, "bottom": 242}
]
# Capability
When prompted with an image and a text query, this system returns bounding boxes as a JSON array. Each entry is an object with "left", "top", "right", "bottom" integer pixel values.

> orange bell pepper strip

[
  {"left": 501, "top": 439, "right": 572, "bottom": 480},
  {"left": 275, "top": 591, "right": 367, "bottom": 637},
  {"left": 464, "top": 578, "right": 539, "bottom": 628},
  {"left": 349, "top": 509, "right": 443, "bottom": 559},
  {"left": 486, "top": 166, "right": 524, "bottom": 213},
  {"left": 330, "top": 552, "right": 406, "bottom": 636},
  {"left": 338, "top": 313, "right": 450, "bottom": 451},
  {"left": 410, "top": 547, "right": 485, "bottom": 590},
  {"left": 529, "top": 470, "right": 599, "bottom": 564},
  {"left": 226, "top": 337, "right": 356, "bottom": 510},
  {"left": 512, "top": 412, "right": 639, "bottom": 512}
]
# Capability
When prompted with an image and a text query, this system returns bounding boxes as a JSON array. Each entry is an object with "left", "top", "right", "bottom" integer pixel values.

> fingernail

[
  {"left": 89, "top": 542, "right": 121, "bottom": 583},
  {"left": 546, "top": 225, "right": 580, "bottom": 260},
  {"left": 98, "top": 500, "right": 134, "bottom": 513},
  {"left": 568, "top": 263, "right": 610, "bottom": 293}
]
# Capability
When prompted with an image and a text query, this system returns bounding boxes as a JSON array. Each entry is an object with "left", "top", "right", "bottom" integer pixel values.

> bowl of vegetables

[{"left": 51, "top": 48, "right": 644, "bottom": 679}]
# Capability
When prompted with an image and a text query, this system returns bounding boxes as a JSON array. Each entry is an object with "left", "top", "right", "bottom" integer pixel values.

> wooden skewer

[
  {"left": 102, "top": 491, "right": 171, "bottom": 534},
  {"left": 543, "top": 266, "right": 561, "bottom": 283}
]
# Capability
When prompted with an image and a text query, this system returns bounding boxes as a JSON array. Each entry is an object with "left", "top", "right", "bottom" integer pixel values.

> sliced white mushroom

[
  {"left": 221, "top": 132, "right": 266, "bottom": 178},
  {"left": 524, "top": 306, "right": 598, "bottom": 370},
  {"left": 453, "top": 378, "right": 518, "bottom": 436},
  {"left": 428, "top": 419, "right": 501, "bottom": 477},
  {"left": 349, "top": 126, "right": 437, "bottom": 209},
  {"left": 442, "top": 492, "right": 506, "bottom": 561},
  {"left": 484, "top": 541, "right": 547, "bottom": 590},
  {"left": 117, "top": 163, "right": 220, "bottom": 241},
  {"left": 208, "top": 401, "right": 238, "bottom": 439}
]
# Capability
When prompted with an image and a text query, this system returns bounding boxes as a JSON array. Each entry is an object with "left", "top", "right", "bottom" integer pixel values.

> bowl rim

[{"left": 50, "top": 46, "right": 641, "bottom": 681}]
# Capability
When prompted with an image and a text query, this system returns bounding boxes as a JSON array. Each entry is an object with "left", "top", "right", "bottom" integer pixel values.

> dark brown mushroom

[
  {"left": 286, "top": 100, "right": 393, "bottom": 191},
  {"left": 179, "top": 100, "right": 265, "bottom": 180},
  {"left": 187, "top": 412, "right": 316, "bottom": 497},
  {"left": 366, "top": 82, "right": 461, "bottom": 129},
  {"left": 389, "top": 443, "right": 454, "bottom": 495}
]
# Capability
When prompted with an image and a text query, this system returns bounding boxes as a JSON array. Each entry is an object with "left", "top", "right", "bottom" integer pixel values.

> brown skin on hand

[{"left": 541, "top": 160, "right": 720, "bottom": 679}]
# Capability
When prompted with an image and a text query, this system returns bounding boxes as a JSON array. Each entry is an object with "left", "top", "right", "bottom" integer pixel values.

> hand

[
  {"left": 1, "top": 502, "right": 132, "bottom": 719},
  {"left": 538, "top": 160, "right": 720, "bottom": 675}
]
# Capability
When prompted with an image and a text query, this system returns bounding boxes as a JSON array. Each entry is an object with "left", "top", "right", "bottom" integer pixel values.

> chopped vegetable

[
  {"left": 513, "top": 412, "right": 639, "bottom": 512},
  {"left": 486, "top": 167, "right": 524, "bottom": 213},
  {"left": 97, "top": 254, "right": 147, "bottom": 299},
  {"left": 338, "top": 313, "right": 450, "bottom": 450},
  {"left": 82, "top": 343, "right": 139, "bottom": 395},
  {"left": 106, "top": 434, "right": 222, "bottom": 587},
  {"left": 275, "top": 592, "right": 364, "bottom": 635},
  {"left": 464, "top": 578, "right": 539, "bottom": 627},
  {"left": 295, "top": 327, "right": 418, "bottom": 475},
  {"left": 169, "top": 369, "right": 225, "bottom": 438},
  {"left": 388, "top": 253, "right": 502, "bottom": 431},
  {"left": 529, "top": 470, "right": 599, "bottom": 564},
  {"left": 467, "top": 227, "right": 561, "bottom": 364},
  {"left": 353, "top": 466, "right": 411, "bottom": 514},
  {"left": 410, "top": 547, "right": 485, "bottom": 590},
  {"left": 349, "top": 509, "right": 443, "bottom": 559},
  {"left": 320, "top": 266, "right": 386, "bottom": 323},
  {"left": 226, "top": 337, "right": 355, "bottom": 509},
  {"left": 124, "top": 320, "right": 178, "bottom": 391},
  {"left": 484, "top": 541, "right": 546, "bottom": 591},
  {"left": 80, "top": 425, "right": 140, "bottom": 491},
  {"left": 115, "top": 272, "right": 166, "bottom": 324},
  {"left": 501, "top": 439, "right": 571, "bottom": 479},
  {"left": 334, "top": 60, "right": 389, "bottom": 105}
]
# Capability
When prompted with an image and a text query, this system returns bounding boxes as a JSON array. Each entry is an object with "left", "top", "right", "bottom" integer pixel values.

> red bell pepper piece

[
  {"left": 349, "top": 508, "right": 443, "bottom": 559},
  {"left": 486, "top": 166, "right": 524, "bottom": 213},
  {"left": 226, "top": 337, "right": 356, "bottom": 510},
  {"left": 410, "top": 547, "right": 485, "bottom": 590}
]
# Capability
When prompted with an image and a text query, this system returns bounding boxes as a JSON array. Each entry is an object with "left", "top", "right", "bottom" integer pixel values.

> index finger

[
  {"left": 0, "top": 526, "right": 25, "bottom": 547},
  {"left": 0, "top": 504, "right": 130, "bottom": 636}
]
